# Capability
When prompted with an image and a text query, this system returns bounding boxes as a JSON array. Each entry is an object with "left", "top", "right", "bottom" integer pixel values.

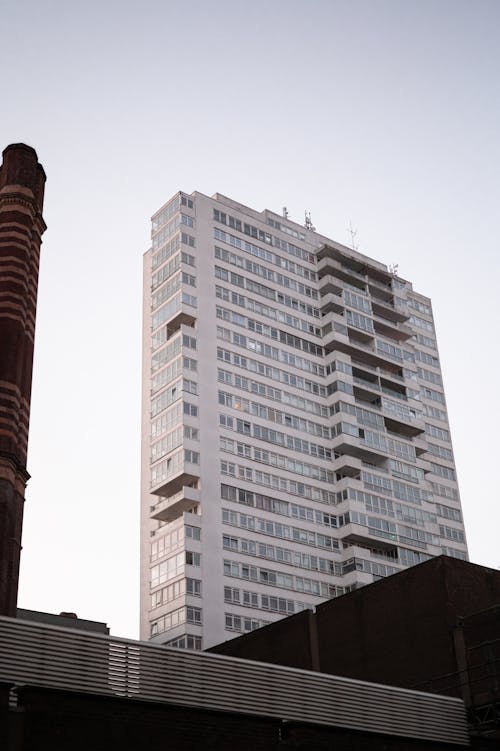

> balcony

[
  {"left": 150, "top": 486, "right": 200, "bottom": 523},
  {"left": 366, "top": 277, "right": 393, "bottom": 301},
  {"left": 347, "top": 326, "right": 375, "bottom": 347},
  {"left": 371, "top": 297, "right": 409, "bottom": 324},
  {"left": 331, "top": 435, "right": 387, "bottom": 468},
  {"left": 353, "top": 384, "right": 381, "bottom": 406},
  {"left": 356, "top": 543, "right": 401, "bottom": 566},
  {"left": 331, "top": 452, "right": 362, "bottom": 480},
  {"left": 352, "top": 367, "right": 380, "bottom": 404},
  {"left": 318, "top": 273, "right": 344, "bottom": 297},
  {"left": 384, "top": 415, "right": 425, "bottom": 438},
  {"left": 379, "top": 366, "right": 404, "bottom": 382},
  {"left": 322, "top": 323, "right": 350, "bottom": 352},
  {"left": 373, "top": 316, "right": 413, "bottom": 343},
  {"left": 340, "top": 524, "right": 399, "bottom": 552},
  {"left": 412, "top": 435, "right": 429, "bottom": 454},
  {"left": 150, "top": 462, "right": 200, "bottom": 498},
  {"left": 325, "top": 338, "right": 409, "bottom": 375},
  {"left": 380, "top": 377, "right": 407, "bottom": 400},
  {"left": 317, "top": 258, "right": 367, "bottom": 290},
  {"left": 351, "top": 358, "right": 378, "bottom": 374},
  {"left": 320, "top": 291, "right": 344, "bottom": 317},
  {"left": 353, "top": 374, "right": 379, "bottom": 391},
  {"left": 164, "top": 306, "right": 196, "bottom": 338},
  {"left": 334, "top": 475, "right": 363, "bottom": 498}
]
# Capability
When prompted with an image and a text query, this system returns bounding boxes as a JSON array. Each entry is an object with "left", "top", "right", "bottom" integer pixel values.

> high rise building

[
  {"left": 0, "top": 144, "right": 46, "bottom": 617},
  {"left": 140, "top": 192, "right": 467, "bottom": 648}
]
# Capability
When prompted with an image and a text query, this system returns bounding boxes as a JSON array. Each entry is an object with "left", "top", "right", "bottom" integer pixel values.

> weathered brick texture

[{"left": 0, "top": 143, "right": 46, "bottom": 616}]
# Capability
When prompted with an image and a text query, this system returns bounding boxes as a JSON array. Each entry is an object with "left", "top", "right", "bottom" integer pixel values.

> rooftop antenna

[
  {"left": 389, "top": 263, "right": 399, "bottom": 276},
  {"left": 282, "top": 206, "right": 289, "bottom": 219},
  {"left": 304, "top": 211, "right": 315, "bottom": 231},
  {"left": 347, "top": 220, "right": 359, "bottom": 251}
]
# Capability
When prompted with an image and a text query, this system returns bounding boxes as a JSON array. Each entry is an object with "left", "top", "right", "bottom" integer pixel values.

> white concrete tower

[{"left": 140, "top": 192, "right": 467, "bottom": 648}]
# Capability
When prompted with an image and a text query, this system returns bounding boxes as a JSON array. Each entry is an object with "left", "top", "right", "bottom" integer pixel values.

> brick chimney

[{"left": 0, "top": 144, "right": 46, "bottom": 616}]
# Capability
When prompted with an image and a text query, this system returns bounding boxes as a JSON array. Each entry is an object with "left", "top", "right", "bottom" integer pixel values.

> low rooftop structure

[
  {"left": 209, "top": 556, "right": 500, "bottom": 741},
  {"left": 0, "top": 613, "right": 469, "bottom": 749},
  {"left": 17, "top": 608, "right": 109, "bottom": 634}
]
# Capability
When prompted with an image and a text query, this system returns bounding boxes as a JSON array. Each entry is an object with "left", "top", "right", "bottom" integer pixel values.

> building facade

[
  {"left": 0, "top": 144, "right": 46, "bottom": 617},
  {"left": 140, "top": 192, "right": 467, "bottom": 648}
]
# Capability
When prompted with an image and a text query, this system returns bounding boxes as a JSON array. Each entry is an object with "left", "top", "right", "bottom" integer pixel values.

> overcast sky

[{"left": 2, "top": 0, "right": 499, "bottom": 637}]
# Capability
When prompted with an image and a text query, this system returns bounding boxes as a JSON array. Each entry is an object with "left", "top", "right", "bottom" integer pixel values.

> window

[
  {"left": 186, "top": 606, "right": 202, "bottom": 624},
  {"left": 185, "top": 551, "right": 201, "bottom": 567},
  {"left": 181, "top": 232, "right": 195, "bottom": 247},
  {"left": 182, "top": 334, "right": 197, "bottom": 350},
  {"left": 165, "top": 634, "right": 202, "bottom": 650},
  {"left": 180, "top": 195, "right": 194, "bottom": 209},
  {"left": 224, "top": 586, "right": 240, "bottom": 603},
  {"left": 430, "top": 462, "right": 456, "bottom": 481},
  {"left": 221, "top": 460, "right": 235, "bottom": 476},
  {"left": 242, "top": 590, "right": 259, "bottom": 607},
  {"left": 223, "top": 535, "right": 239, "bottom": 551},
  {"left": 183, "top": 402, "right": 198, "bottom": 417}
]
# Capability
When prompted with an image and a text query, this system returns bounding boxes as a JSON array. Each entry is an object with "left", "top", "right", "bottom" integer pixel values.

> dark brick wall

[
  {"left": 315, "top": 556, "right": 454, "bottom": 686},
  {"left": 314, "top": 557, "right": 500, "bottom": 690},
  {"left": 8, "top": 685, "right": 469, "bottom": 751},
  {"left": 0, "top": 479, "right": 25, "bottom": 620},
  {"left": 16, "top": 687, "right": 277, "bottom": 751},
  {"left": 460, "top": 605, "right": 500, "bottom": 708},
  {"left": 209, "top": 610, "right": 315, "bottom": 669},
  {"left": 209, "top": 557, "right": 500, "bottom": 698}
]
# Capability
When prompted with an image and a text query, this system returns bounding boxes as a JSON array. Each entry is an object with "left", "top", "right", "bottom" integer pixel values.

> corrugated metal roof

[{"left": 0, "top": 615, "right": 468, "bottom": 745}]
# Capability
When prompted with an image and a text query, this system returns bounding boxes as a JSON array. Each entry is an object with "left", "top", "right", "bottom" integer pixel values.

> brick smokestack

[{"left": 0, "top": 144, "right": 46, "bottom": 616}]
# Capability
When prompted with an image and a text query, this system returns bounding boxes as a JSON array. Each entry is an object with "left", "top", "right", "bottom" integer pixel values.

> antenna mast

[
  {"left": 304, "top": 211, "right": 316, "bottom": 231},
  {"left": 347, "top": 220, "right": 359, "bottom": 251}
]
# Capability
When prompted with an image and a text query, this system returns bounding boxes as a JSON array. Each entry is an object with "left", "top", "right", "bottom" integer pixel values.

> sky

[{"left": 2, "top": 0, "right": 499, "bottom": 638}]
